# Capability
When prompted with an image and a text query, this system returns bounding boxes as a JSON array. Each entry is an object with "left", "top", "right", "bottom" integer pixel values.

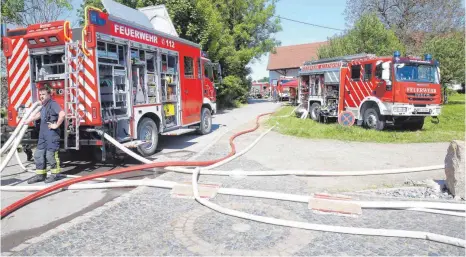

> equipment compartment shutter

[{"left": 324, "top": 71, "right": 340, "bottom": 83}]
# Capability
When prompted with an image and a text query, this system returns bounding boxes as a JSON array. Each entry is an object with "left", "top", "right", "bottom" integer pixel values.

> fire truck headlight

[{"left": 393, "top": 107, "right": 407, "bottom": 113}]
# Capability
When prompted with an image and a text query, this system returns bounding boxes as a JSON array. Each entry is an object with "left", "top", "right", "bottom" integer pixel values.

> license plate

[{"left": 417, "top": 108, "right": 429, "bottom": 113}]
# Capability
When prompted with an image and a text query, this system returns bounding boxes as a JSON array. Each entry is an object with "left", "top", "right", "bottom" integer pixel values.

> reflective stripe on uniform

[
  {"left": 36, "top": 169, "right": 47, "bottom": 175},
  {"left": 52, "top": 151, "right": 61, "bottom": 174}
]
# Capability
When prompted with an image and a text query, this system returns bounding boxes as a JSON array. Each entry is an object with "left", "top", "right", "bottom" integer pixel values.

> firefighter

[{"left": 23, "top": 86, "right": 65, "bottom": 184}]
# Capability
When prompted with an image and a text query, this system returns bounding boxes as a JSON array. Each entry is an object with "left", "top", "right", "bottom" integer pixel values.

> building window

[
  {"left": 184, "top": 56, "right": 194, "bottom": 78},
  {"left": 351, "top": 65, "right": 361, "bottom": 80},
  {"left": 364, "top": 64, "right": 372, "bottom": 81}
]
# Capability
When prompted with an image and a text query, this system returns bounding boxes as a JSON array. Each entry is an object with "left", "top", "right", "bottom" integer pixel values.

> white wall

[{"left": 268, "top": 69, "right": 299, "bottom": 84}]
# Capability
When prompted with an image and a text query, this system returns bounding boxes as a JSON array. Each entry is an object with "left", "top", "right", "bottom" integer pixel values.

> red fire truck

[
  {"left": 276, "top": 76, "right": 298, "bottom": 101},
  {"left": 2, "top": 0, "right": 222, "bottom": 159},
  {"left": 250, "top": 82, "right": 269, "bottom": 99},
  {"left": 296, "top": 52, "right": 442, "bottom": 130}
]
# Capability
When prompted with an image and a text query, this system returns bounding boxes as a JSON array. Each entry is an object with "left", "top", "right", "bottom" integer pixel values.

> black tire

[
  {"left": 309, "top": 102, "right": 321, "bottom": 121},
  {"left": 197, "top": 107, "right": 212, "bottom": 135},
  {"left": 363, "top": 107, "right": 386, "bottom": 130},
  {"left": 137, "top": 117, "right": 159, "bottom": 157}
]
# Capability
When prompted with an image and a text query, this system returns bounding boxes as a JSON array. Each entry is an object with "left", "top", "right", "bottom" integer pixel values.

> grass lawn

[{"left": 266, "top": 95, "right": 465, "bottom": 143}]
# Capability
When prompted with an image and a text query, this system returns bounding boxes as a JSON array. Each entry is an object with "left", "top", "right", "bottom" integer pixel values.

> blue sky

[{"left": 248, "top": 0, "right": 347, "bottom": 80}]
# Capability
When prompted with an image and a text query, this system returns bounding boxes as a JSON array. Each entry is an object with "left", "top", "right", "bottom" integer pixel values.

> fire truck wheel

[
  {"left": 363, "top": 107, "right": 386, "bottom": 130},
  {"left": 309, "top": 102, "right": 321, "bottom": 121},
  {"left": 137, "top": 118, "right": 159, "bottom": 157},
  {"left": 197, "top": 107, "right": 212, "bottom": 135}
]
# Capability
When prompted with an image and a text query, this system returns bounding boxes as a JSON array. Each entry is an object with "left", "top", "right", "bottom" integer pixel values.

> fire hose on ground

[{"left": 0, "top": 107, "right": 464, "bottom": 247}]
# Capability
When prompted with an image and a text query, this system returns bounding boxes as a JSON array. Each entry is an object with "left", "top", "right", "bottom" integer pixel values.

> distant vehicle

[
  {"left": 250, "top": 82, "right": 269, "bottom": 99},
  {"left": 276, "top": 76, "right": 298, "bottom": 101}
]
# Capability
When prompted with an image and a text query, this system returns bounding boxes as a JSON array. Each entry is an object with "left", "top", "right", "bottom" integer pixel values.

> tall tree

[
  {"left": 344, "top": 0, "right": 465, "bottom": 54},
  {"left": 423, "top": 32, "right": 465, "bottom": 85},
  {"left": 1, "top": 0, "right": 72, "bottom": 26},
  {"left": 318, "top": 13, "right": 404, "bottom": 59}
]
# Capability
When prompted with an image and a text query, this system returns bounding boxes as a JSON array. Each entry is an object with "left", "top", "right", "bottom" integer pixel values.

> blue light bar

[
  {"left": 424, "top": 54, "right": 432, "bottom": 61},
  {"left": 89, "top": 10, "right": 106, "bottom": 26}
]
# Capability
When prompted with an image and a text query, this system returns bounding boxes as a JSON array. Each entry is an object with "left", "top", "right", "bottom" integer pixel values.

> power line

[{"left": 273, "top": 15, "right": 344, "bottom": 31}]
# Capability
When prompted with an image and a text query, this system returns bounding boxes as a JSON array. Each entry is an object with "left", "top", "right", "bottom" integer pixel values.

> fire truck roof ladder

[
  {"left": 303, "top": 53, "right": 376, "bottom": 65},
  {"left": 64, "top": 41, "right": 83, "bottom": 150}
]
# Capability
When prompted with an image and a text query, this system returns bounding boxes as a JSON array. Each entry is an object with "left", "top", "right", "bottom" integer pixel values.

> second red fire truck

[
  {"left": 2, "top": 0, "right": 222, "bottom": 159},
  {"left": 296, "top": 52, "right": 442, "bottom": 130}
]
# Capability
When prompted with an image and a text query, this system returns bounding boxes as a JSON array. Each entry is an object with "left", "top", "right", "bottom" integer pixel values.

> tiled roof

[{"left": 267, "top": 41, "right": 328, "bottom": 71}]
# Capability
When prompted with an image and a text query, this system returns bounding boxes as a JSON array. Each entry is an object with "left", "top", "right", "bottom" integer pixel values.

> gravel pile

[
  {"left": 368, "top": 186, "right": 454, "bottom": 200},
  {"left": 358, "top": 179, "right": 465, "bottom": 201}
]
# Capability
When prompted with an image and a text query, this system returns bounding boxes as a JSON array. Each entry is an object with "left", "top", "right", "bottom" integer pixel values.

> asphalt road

[{"left": 0, "top": 99, "right": 281, "bottom": 253}]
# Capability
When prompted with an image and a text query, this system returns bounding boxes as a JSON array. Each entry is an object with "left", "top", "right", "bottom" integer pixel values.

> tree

[
  {"left": 318, "top": 13, "right": 405, "bottom": 59},
  {"left": 344, "top": 0, "right": 465, "bottom": 54},
  {"left": 423, "top": 32, "right": 465, "bottom": 85},
  {"left": 258, "top": 77, "right": 269, "bottom": 82},
  {"left": 1, "top": 0, "right": 72, "bottom": 26}
]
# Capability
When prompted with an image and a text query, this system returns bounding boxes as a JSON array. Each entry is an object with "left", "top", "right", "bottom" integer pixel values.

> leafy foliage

[
  {"left": 1, "top": 0, "right": 72, "bottom": 26},
  {"left": 258, "top": 77, "right": 269, "bottom": 82},
  {"left": 78, "top": 0, "right": 281, "bottom": 107},
  {"left": 423, "top": 32, "right": 465, "bottom": 85},
  {"left": 318, "top": 13, "right": 404, "bottom": 59},
  {"left": 344, "top": 0, "right": 465, "bottom": 55}
]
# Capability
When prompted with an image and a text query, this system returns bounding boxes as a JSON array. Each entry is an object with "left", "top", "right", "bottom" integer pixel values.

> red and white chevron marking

[
  {"left": 344, "top": 63, "right": 375, "bottom": 108},
  {"left": 7, "top": 38, "right": 32, "bottom": 116},
  {"left": 68, "top": 45, "right": 98, "bottom": 124}
]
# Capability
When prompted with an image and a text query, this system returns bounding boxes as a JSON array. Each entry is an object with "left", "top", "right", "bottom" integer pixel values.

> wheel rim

[
  {"left": 366, "top": 113, "right": 378, "bottom": 128},
  {"left": 141, "top": 125, "right": 155, "bottom": 151},
  {"left": 311, "top": 106, "right": 319, "bottom": 120},
  {"left": 203, "top": 112, "right": 211, "bottom": 131}
]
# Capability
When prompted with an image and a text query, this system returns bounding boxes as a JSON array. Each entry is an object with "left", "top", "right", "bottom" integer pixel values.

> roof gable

[{"left": 267, "top": 41, "right": 328, "bottom": 71}]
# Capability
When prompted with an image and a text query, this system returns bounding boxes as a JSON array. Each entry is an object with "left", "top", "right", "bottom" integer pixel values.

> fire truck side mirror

[{"left": 381, "top": 62, "right": 391, "bottom": 81}]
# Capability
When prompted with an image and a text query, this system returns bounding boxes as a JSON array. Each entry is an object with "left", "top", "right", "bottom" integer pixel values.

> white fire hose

[
  {"left": 0, "top": 101, "right": 42, "bottom": 155},
  {"left": 191, "top": 168, "right": 465, "bottom": 247},
  {"left": 0, "top": 104, "right": 42, "bottom": 172}
]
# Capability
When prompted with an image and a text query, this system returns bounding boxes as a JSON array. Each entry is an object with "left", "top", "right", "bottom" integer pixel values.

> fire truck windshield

[
  {"left": 394, "top": 63, "right": 439, "bottom": 84},
  {"left": 31, "top": 53, "right": 66, "bottom": 81}
]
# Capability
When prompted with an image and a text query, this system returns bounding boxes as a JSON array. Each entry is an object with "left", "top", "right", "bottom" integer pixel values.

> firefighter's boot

[
  {"left": 27, "top": 174, "right": 46, "bottom": 184},
  {"left": 44, "top": 173, "right": 63, "bottom": 183}
]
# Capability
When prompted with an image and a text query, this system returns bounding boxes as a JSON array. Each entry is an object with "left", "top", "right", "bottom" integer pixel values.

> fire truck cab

[
  {"left": 2, "top": 0, "right": 222, "bottom": 159},
  {"left": 297, "top": 52, "right": 442, "bottom": 130}
]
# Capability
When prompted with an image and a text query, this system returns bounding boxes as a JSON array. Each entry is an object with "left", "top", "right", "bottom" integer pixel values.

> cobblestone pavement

[
  {"left": 5, "top": 108, "right": 466, "bottom": 256},
  {"left": 10, "top": 185, "right": 465, "bottom": 256}
]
